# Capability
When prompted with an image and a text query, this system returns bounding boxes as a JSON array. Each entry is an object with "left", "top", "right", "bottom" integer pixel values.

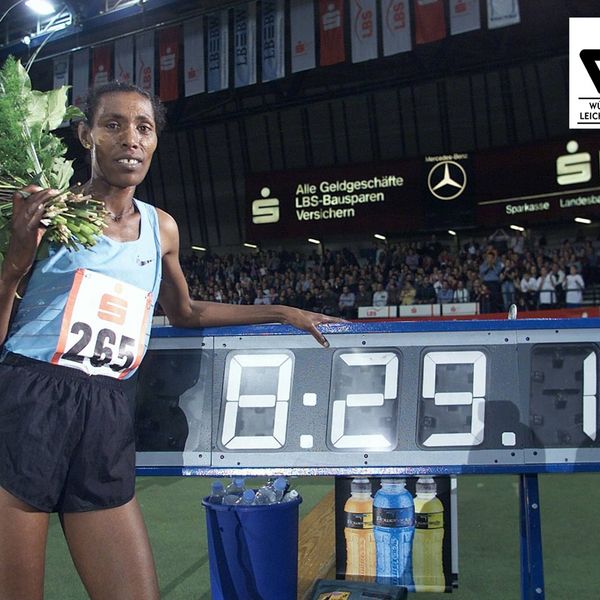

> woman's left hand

[{"left": 280, "top": 306, "right": 348, "bottom": 347}]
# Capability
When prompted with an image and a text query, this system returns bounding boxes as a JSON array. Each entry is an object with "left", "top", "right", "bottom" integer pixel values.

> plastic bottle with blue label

[{"left": 373, "top": 478, "right": 415, "bottom": 588}]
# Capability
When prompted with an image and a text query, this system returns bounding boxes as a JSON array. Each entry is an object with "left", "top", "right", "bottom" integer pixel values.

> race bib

[{"left": 51, "top": 269, "right": 152, "bottom": 378}]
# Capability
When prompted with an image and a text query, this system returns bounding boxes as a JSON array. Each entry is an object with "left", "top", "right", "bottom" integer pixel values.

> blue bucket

[{"left": 202, "top": 495, "right": 302, "bottom": 600}]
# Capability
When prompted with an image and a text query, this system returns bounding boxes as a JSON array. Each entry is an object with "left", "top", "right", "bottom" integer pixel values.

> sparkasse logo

[{"left": 252, "top": 187, "right": 280, "bottom": 224}]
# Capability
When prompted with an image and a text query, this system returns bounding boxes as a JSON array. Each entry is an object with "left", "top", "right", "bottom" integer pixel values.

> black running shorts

[{"left": 0, "top": 352, "right": 137, "bottom": 513}]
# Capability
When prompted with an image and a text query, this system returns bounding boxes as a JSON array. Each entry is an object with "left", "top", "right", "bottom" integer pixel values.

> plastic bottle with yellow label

[
  {"left": 344, "top": 478, "right": 376, "bottom": 580},
  {"left": 412, "top": 477, "right": 445, "bottom": 592}
]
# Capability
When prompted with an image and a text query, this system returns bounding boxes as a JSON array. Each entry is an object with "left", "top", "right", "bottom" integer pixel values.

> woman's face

[{"left": 81, "top": 91, "right": 158, "bottom": 189}]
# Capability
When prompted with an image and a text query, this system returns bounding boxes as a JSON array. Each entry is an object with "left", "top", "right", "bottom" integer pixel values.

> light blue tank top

[{"left": 6, "top": 199, "right": 162, "bottom": 379}]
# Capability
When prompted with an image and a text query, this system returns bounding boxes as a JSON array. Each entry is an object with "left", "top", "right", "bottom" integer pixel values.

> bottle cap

[
  {"left": 416, "top": 477, "right": 437, "bottom": 494},
  {"left": 212, "top": 480, "right": 224, "bottom": 491},
  {"left": 350, "top": 478, "right": 372, "bottom": 493},
  {"left": 242, "top": 489, "right": 255, "bottom": 502},
  {"left": 274, "top": 477, "right": 288, "bottom": 491}
]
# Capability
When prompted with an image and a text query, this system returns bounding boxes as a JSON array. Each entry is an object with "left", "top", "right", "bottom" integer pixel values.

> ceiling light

[
  {"left": 191, "top": 245, "right": 206, "bottom": 252},
  {"left": 308, "top": 238, "right": 321, "bottom": 245},
  {"left": 510, "top": 224, "right": 525, "bottom": 232},
  {"left": 25, "top": 0, "right": 56, "bottom": 15},
  {"left": 448, "top": 229, "right": 457, "bottom": 236},
  {"left": 374, "top": 233, "right": 386, "bottom": 240},
  {"left": 243, "top": 243, "right": 258, "bottom": 249},
  {"left": 574, "top": 217, "right": 592, "bottom": 224}
]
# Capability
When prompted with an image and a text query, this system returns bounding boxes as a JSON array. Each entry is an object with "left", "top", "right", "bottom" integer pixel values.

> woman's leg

[
  {"left": 61, "top": 496, "right": 160, "bottom": 600},
  {"left": 0, "top": 486, "right": 49, "bottom": 600}
]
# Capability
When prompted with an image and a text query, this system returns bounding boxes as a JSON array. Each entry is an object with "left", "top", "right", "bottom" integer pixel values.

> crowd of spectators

[{"left": 177, "top": 229, "right": 599, "bottom": 318}]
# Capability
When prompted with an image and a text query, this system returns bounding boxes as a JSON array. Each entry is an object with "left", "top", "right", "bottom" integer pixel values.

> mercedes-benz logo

[{"left": 427, "top": 160, "right": 467, "bottom": 201}]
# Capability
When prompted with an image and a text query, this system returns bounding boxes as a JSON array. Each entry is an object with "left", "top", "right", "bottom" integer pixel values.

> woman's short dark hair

[{"left": 82, "top": 81, "right": 167, "bottom": 134}]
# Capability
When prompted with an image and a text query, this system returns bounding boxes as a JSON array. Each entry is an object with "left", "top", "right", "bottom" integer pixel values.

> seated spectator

[
  {"left": 372, "top": 283, "right": 389, "bottom": 307},
  {"left": 399, "top": 280, "right": 416, "bottom": 305},
  {"left": 319, "top": 282, "right": 339, "bottom": 316},
  {"left": 453, "top": 280, "right": 470, "bottom": 303},
  {"left": 565, "top": 265, "right": 585, "bottom": 307},
  {"left": 355, "top": 282, "right": 372, "bottom": 308},
  {"left": 437, "top": 280, "right": 454, "bottom": 304},
  {"left": 338, "top": 285, "right": 357, "bottom": 319},
  {"left": 253, "top": 289, "right": 271, "bottom": 305},
  {"left": 415, "top": 275, "right": 437, "bottom": 304}
]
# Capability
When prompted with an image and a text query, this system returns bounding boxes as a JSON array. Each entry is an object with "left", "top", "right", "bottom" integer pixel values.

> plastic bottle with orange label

[{"left": 344, "top": 477, "right": 376, "bottom": 580}]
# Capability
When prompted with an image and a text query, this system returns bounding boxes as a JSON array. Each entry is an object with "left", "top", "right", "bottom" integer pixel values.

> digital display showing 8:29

[{"left": 134, "top": 321, "right": 600, "bottom": 473}]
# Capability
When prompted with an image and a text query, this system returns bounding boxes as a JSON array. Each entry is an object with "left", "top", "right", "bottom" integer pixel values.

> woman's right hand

[{"left": 3, "top": 185, "right": 59, "bottom": 282}]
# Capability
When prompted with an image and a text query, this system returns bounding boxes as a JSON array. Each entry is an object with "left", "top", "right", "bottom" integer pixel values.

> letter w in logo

[{"left": 580, "top": 49, "right": 600, "bottom": 94}]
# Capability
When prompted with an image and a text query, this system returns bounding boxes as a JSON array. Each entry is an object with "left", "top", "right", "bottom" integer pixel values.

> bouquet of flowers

[{"left": 0, "top": 56, "right": 107, "bottom": 258}]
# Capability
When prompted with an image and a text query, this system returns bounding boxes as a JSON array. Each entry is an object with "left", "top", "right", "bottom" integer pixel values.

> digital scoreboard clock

[{"left": 134, "top": 319, "right": 600, "bottom": 476}]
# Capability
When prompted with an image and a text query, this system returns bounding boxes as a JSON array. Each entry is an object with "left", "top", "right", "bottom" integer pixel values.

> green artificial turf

[{"left": 43, "top": 473, "right": 600, "bottom": 599}]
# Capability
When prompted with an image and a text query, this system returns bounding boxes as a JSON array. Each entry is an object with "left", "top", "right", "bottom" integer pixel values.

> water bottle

[
  {"left": 236, "top": 488, "right": 256, "bottom": 505},
  {"left": 373, "top": 478, "right": 415, "bottom": 588},
  {"left": 207, "top": 480, "right": 225, "bottom": 505},
  {"left": 412, "top": 477, "right": 445, "bottom": 592},
  {"left": 254, "top": 481, "right": 278, "bottom": 505},
  {"left": 282, "top": 489, "right": 299, "bottom": 503},
  {"left": 272, "top": 477, "right": 288, "bottom": 502},
  {"left": 223, "top": 477, "right": 245, "bottom": 505}
]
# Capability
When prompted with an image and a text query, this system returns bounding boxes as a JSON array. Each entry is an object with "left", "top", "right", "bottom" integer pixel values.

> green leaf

[
  {"left": 46, "top": 86, "right": 70, "bottom": 130},
  {"left": 51, "top": 157, "right": 74, "bottom": 190},
  {"left": 14, "top": 59, "right": 31, "bottom": 92},
  {"left": 64, "top": 105, "right": 84, "bottom": 121},
  {"left": 26, "top": 90, "right": 48, "bottom": 129}
]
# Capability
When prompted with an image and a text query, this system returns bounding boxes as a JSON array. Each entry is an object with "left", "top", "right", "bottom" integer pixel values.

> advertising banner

[
  {"left": 291, "top": 0, "right": 316, "bottom": 73},
  {"left": 245, "top": 160, "right": 425, "bottom": 240},
  {"left": 381, "top": 0, "right": 412, "bottom": 56},
  {"left": 92, "top": 44, "right": 112, "bottom": 87},
  {"left": 319, "top": 0, "right": 345, "bottom": 66},
  {"left": 261, "top": 0, "right": 285, "bottom": 82},
  {"left": 184, "top": 18, "right": 205, "bottom": 97},
  {"left": 114, "top": 36, "right": 134, "bottom": 85},
  {"left": 159, "top": 25, "right": 180, "bottom": 102},
  {"left": 234, "top": 2, "right": 257, "bottom": 87},
  {"left": 486, "top": 0, "right": 520, "bottom": 29},
  {"left": 135, "top": 31, "right": 155, "bottom": 93},
  {"left": 53, "top": 55, "right": 69, "bottom": 90},
  {"left": 350, "top": 0, "right": 378, "bottom": 64},
  {"left": 71, "top": 49, "right": 89, "bottom": 110},
  {"left": 335, "top": 476, "right": 457, "bottom": 592},
  {"left": 245, "top": 135, "right": 600, "bottom": 240},
  {"left": 207, "top": 10, "right": 229, "bottom": 93},
  {"left": 414, "top": 0, "right": 446, "bottom": 45},
  {"left": 475, "top": 135, "right": 600, "bottom": 226},
  {"left": 449, "top": 0, "right": 481, "bottom": 35}
]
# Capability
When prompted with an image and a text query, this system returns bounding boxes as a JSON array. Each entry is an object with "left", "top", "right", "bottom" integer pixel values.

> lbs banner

[
  {"left": 245, "top": 134, "right": 600, "bottom": 240},
  {"left": 334, "top": 476, "right": 457, "bottom": 593}
]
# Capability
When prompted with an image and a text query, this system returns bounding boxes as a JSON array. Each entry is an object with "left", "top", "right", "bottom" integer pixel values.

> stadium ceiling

[
  {"left": 0, "top": 0, "right": 233, "bottom": 57},
  {"left": 2, "top": 1, "right": 600, "bottom": 133}
]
